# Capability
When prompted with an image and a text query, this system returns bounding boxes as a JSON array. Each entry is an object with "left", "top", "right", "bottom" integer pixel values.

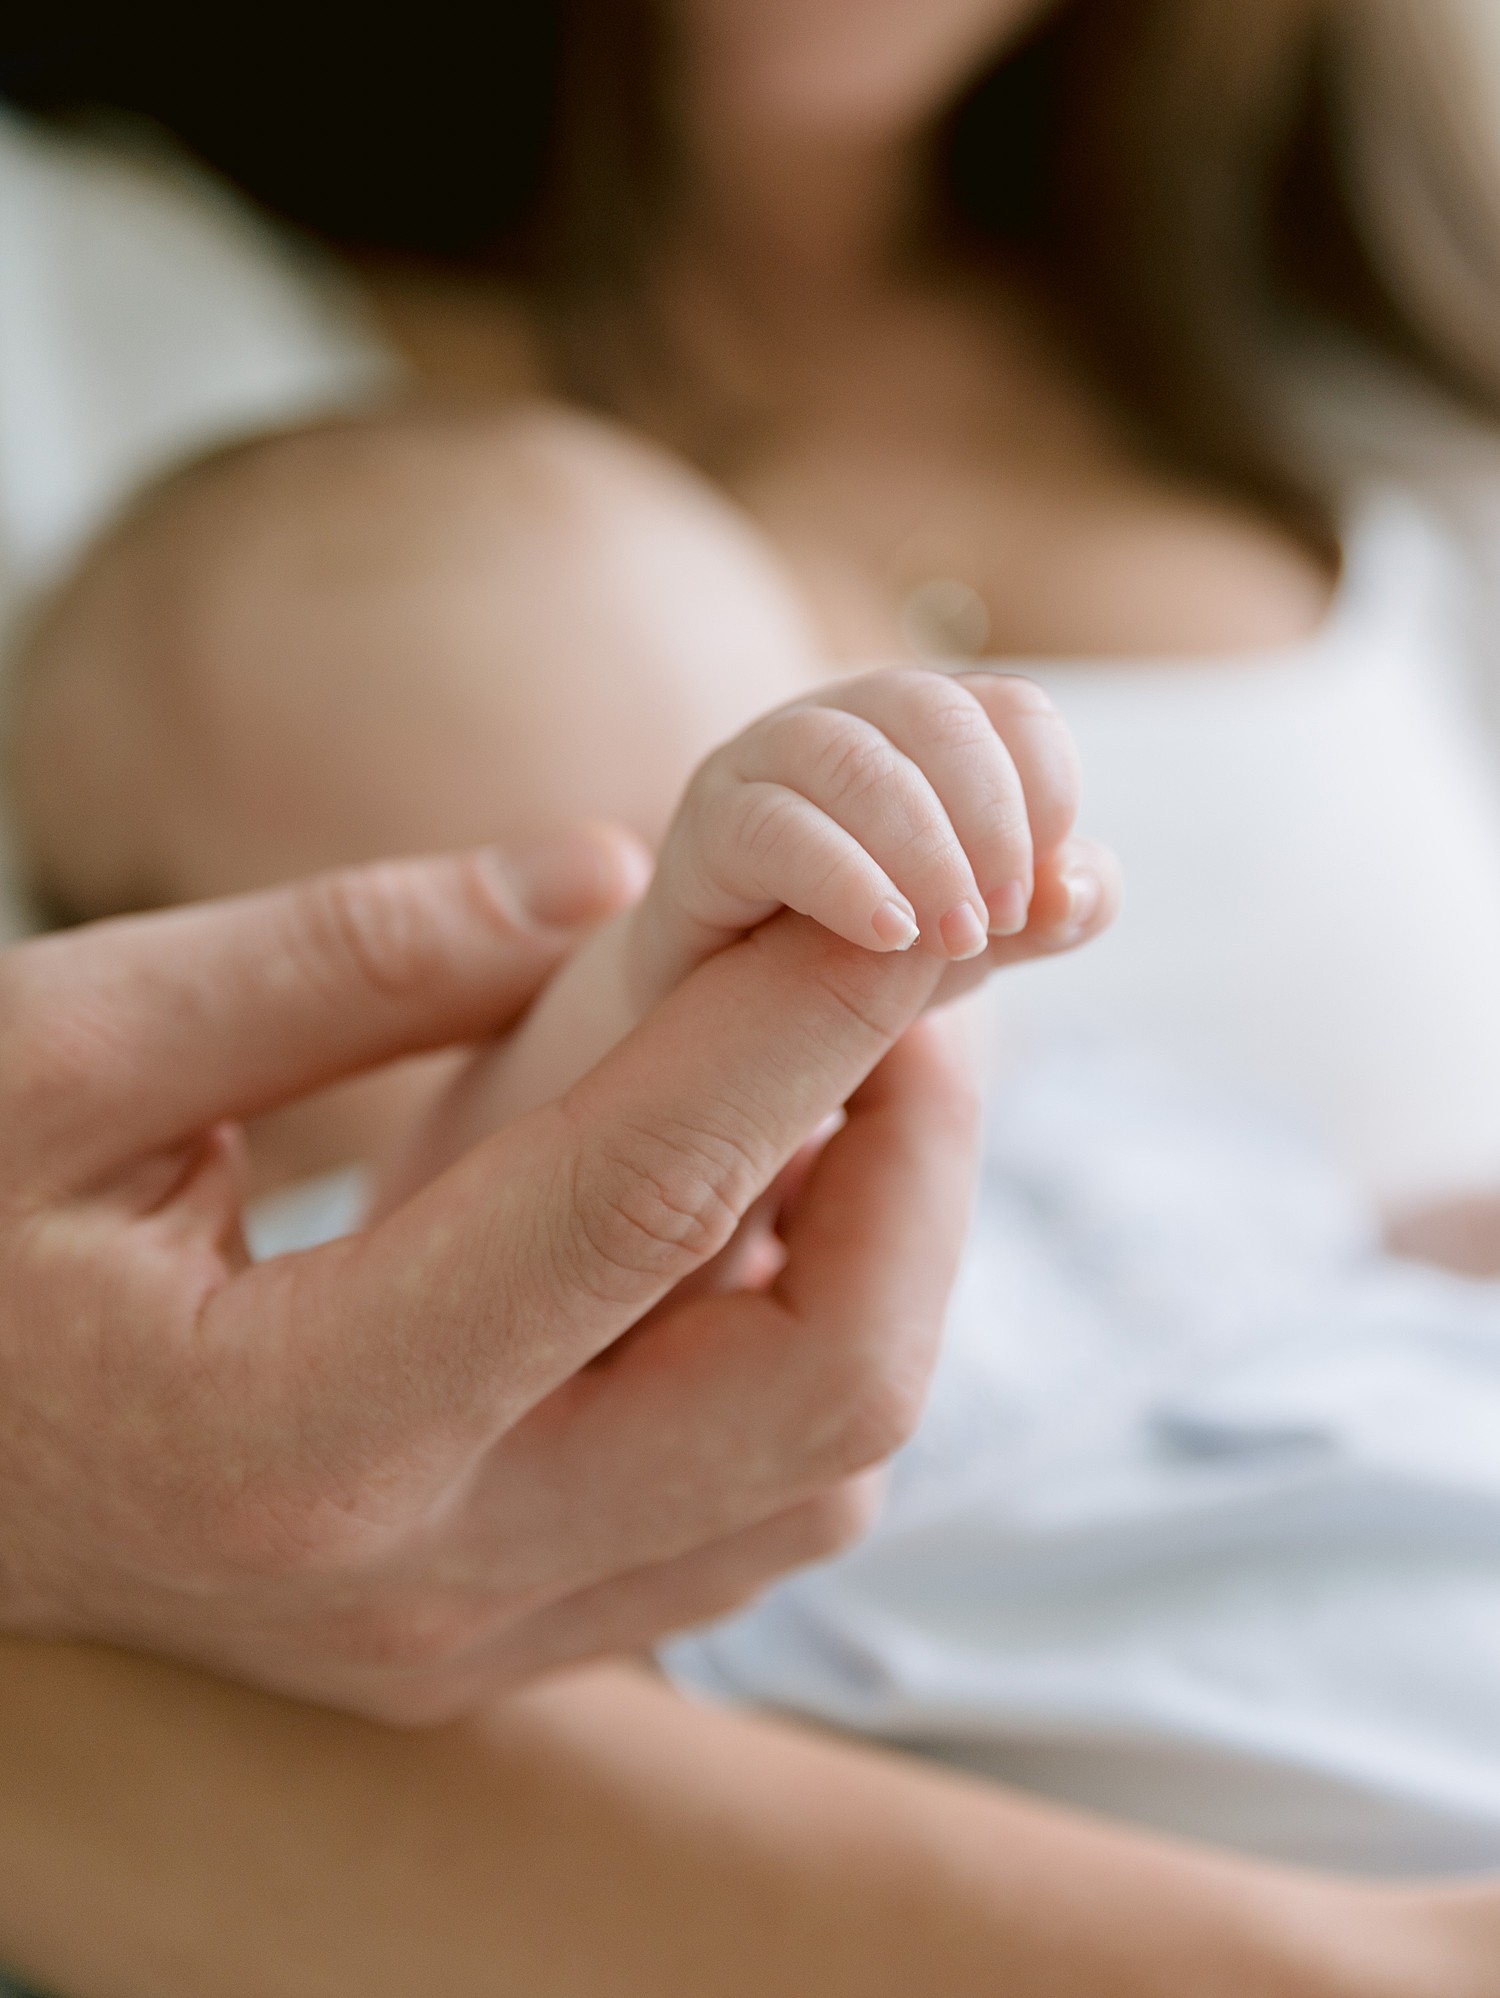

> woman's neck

[{"left": 676, "top": 106, "right": 930, "bottom": 314}]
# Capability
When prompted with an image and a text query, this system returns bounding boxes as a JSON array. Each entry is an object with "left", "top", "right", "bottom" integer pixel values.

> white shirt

[{"left": 993, "top": 494, "right": 1500, "bottom": 1208}]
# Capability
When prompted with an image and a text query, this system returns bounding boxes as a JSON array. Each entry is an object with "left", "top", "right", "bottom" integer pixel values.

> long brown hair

[
  {"left": 532, "top": 0, "right": 1500, "bottom": 554},
  {"left": 13, "top": 1, "right": 1500, "bottom": 546}
]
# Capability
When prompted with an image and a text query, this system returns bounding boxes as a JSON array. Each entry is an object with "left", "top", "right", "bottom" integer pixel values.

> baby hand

[
  {"left": 377, "top": 667, "right": 1102, "bottom": 1206},
  {"left": 624, "top": 666, "right": 1082, "bottom": 1004}
]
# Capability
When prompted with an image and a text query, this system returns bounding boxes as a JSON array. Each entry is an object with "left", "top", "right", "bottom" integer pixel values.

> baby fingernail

[
  {"left": 986, "top": 882, "right": 1029, "bottom": 937},
  {"left": 872, "top": 898, "right": 921, "bottom": 949},
  {"left": 939, "top": 903, "right": 989, "bottom": 960}
]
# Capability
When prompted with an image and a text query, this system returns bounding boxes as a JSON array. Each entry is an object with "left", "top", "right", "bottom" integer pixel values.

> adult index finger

[
  {"left": 394, "top": 1020, "right": 980, "bottom": 1602},
  {"left": 214, "top": 914, "right": 948, "bottom": 1494},
  {"left": 0, "top": 830, "right": 644, "bottom": 1193}
]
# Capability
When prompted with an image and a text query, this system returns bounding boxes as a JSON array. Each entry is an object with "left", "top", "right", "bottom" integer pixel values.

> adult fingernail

[
  {"left": 939, "top": 902, "right": 990, "bottom": 960},
  {"left": 872, "top": 898, "right": 920, "bottom": 949},
  {"left": 986, "top": 881, "right": 1029, "bottom": 937},
  {"left": 1061, "top": 867, "right": 1101, "bottom": 934},
  {"left": 489, "top": 832, "right": 644, "bottom": 930}
]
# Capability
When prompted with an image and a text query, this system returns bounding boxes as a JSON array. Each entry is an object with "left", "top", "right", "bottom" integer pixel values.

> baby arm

[{"left": 381, "top": 667, "right": 1081, "bottom": 1198}]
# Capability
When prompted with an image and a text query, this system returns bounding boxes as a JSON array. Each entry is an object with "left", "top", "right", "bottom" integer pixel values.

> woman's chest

[
  {"left": 686, "top": 295, "right": 1329, "bottom": 664},
  {"left": 989, "top": 600, "right": 1500, "bottom": 1207}
]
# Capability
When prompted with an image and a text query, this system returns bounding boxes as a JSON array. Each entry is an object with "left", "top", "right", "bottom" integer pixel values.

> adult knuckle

[
  {"left": 903, "top": 675, "right": 993, "bottom": 749},
  {"left": 298, "top": 862, "right": 449, "bottom": 1005},
  {"left": 564, "top": 1117, "right": 752, "bottom": 1297},
  {"left": 0, "top": 949, "right": 119, "bottom": 1133},
  {"left": 803, "top": 943, "right": 926, "bottom": 1044},
  {"left": 822, "top": 1355, "right": 930, "bottom": 1472},
  {"left": 329, "top": 1596, "right": 495, "bottom": 1674},
  {"left": 976, "top": 792, "right": 1033, "bottom": 856}
]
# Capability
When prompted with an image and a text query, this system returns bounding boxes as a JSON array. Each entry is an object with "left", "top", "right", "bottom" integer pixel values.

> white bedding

[
  {"left": 0, "top": 105, "right": 394, "bottom": 940},
  {"left": 667, "top": 1044, "right": 1500, "bottom": 1876}
]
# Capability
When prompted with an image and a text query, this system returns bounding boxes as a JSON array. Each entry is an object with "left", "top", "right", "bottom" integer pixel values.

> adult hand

[{"left": 0, "top": 828, "right": 1114, "bottom": 1722}]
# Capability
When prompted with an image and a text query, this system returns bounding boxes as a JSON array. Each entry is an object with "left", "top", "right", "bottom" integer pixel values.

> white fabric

[
  {"left": 985, "top": 494, "right": 1500, "bottom": 1209},
  {"left": 667, "top": 495, "right": 1500, "bottom": 1876},
  {"left": 0, "top": 106, "right": 396, "bottom": 939},
  {"left": 666, "top": 1044, "right": 1500, "bottom": 1875}
]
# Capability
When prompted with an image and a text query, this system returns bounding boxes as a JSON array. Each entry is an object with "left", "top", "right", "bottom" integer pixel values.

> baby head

[{"left": 8, "top": 399, "right": 824, "bottom": 922}]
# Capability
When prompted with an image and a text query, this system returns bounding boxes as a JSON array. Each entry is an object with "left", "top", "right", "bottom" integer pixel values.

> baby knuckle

[
  {"left": 731, "top": 782, "right": 807, "bottom": 874},
  {"left": 848, "top": 666, "right": 931, "bottom": 709},
  {"left": 0, "top": 1000, "right": 101, "bottom": 1101},
  {"left": 897, "top": 674, "right": 994, "bottom": 745},
  {"left": 977, "top": 793, "right": 1034, "bottom": 855},
  {"left": 981, "top": 671, "right": 1057, "bottom": 719},
  {"left": 924, "top": 701, "right": 1000, "bottom": 765},
  {"left": 778, "top": 707, "right": 892, "bottom": 805},
  {"left": 762, "top": 704, "right": 839, "bottom": 766},
  {"left": 818, "top": 728, "right": 899, "bottom": 807}
]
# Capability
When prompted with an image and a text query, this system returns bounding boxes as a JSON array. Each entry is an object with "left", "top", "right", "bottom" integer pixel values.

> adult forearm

[{"left": 0, "top": 1640, "right": 1470, "bottom": 1998}]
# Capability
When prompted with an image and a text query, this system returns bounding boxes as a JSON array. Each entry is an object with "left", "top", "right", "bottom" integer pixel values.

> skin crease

[
  {"left": 3, "top": 0, "right": 1500, "bottom": 1993},
  {"left": 377, "top": 666, "right": 1085, "bottom": 1205}
]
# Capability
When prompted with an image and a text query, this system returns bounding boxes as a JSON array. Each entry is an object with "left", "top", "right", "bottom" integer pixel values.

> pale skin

[
  {"left": 6, "top": 0, "right": 1500, "bottom": 1991},
  {"left": 383, "top": 664, "right": 1087, "bottom": 1199}
]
